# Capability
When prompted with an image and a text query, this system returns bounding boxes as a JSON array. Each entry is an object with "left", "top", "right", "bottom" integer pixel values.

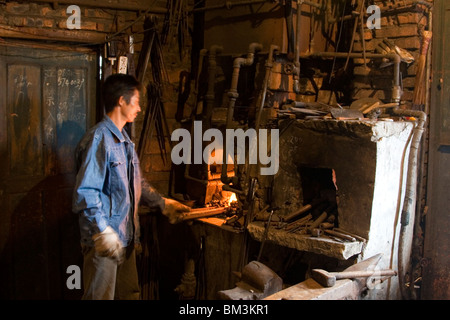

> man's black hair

[{"left": 102, "top": 74, "right": 141, "bottom": 113}]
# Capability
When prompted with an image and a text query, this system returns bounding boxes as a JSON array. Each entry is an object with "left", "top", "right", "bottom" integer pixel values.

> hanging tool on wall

[
  {"left": 127, "top": 35, "right": 136, "bottom": 77},
  {"left": 284, "top": 0, "right": 295, "bottom": 59},
  {"left": 344, "top": 0, "right": 367, "bottom": 70},
  {"left": 145, "top": 83, "right": 170, "bottom": 166},
  {"left": 103, "top": 40, "right": 119, "bottom": 79},
  {"left": 189, "top": 48, "right": 208, "bottom": 120},
  {"left": 162, "top": 0, "right": 189, "bottom": 60},
  {"left": 175, "top": 70, "right": 191, "bottom": 122},
  {"left": 136, "top": 17, "right": 156, "bottom": 156},
  {"left": 107, "top": 40, "right": 118, "bottom": 66},
  {"left": 137, "top": 17, "right": 171, "bottom": 166},
  {"left": 375, "top": 38, "right": 415, "bottom": 67},
  {"left": 136, "top": 17, "right": 156, "bottom": 83}
]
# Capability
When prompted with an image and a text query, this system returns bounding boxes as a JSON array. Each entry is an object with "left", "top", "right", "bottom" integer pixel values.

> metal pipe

[
  {"left": 410, "top": 8, "right": 432, "bottom": 301},
  {"left": 221, "top": 43, "right": 263, "bottom": 186},
  {"left": 392, "top": 106, "right": 427, "bottom": 300},
  {"left": 248, "top": 45, "right": 279, "bottom": 180},
  {"left": 255, "top": 45, "right": 279, "bottom": 131}
]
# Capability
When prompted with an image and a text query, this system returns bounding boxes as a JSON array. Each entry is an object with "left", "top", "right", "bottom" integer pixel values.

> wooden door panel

[
  {"left": 42, "top": 67, "right": 58, "bottom": 176},
  {"left": 442, "top": 8, "right": 450, "bottom": 143},
  {"left": 7, "top": 64, "right": 43, "bottom": 177},
  {"left": 422, "top": 0, "right": 450, "bottom": 299},
  {"left": 55, "top": 67, "right": 87, "bottom": 175},
  {"left": 0, "top": 43, "right": 97, "bottom": 299}
]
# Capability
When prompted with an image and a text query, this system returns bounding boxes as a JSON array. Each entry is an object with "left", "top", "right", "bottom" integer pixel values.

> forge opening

[{"left": 298, "top": 166, "right": 339, "bottom": 226}]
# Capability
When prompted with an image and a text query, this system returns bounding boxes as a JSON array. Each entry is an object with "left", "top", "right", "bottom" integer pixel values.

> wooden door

[
  {"left": 0, "top": 42, "right": 97, "bottom": 299},
  {"left": 422, "top": 0, "right": 450, "bottom": 300}
]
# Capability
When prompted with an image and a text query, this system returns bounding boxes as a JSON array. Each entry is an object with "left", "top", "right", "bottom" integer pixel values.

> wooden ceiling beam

[
  {"left": 28, "top": 0, "right": 167, "bottom": 13},
  {"left": 0, "top": 25, "right": 106, "bottom": 44}
]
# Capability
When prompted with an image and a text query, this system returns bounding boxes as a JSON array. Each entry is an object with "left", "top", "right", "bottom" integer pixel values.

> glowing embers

[
  {"left": 182, "top": 146, "right": 243, "bottom": 227},
  {"left": 228, "top": 193, "right": 237, "bottom": 206},
  {"left": 206, "top": 189, "right": 238, "bottom": 210}
]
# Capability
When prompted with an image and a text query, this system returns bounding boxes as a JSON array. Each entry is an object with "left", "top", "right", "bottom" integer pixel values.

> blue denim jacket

[{"left": 72, "top": 115, "right": 165, "bottom": 247}]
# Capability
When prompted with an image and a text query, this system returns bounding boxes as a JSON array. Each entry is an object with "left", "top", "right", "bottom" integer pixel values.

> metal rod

[
  {"left": 257, "top": 209, "right": 274, "bottom": 261},
  {"left": 180, "top": 207, "right": 227, "bottom": 221}
]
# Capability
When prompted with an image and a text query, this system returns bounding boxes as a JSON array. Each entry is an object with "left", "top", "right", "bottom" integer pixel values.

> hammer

[{"left": 311, "top": 268, "right": 397, "bottom": 287}]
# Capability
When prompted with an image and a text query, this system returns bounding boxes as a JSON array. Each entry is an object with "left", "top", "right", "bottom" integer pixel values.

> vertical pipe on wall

[
  {"left": 250, "top": 44, "right": 279, "bottom": 180},
  {"left": 411, "top": 8, "right": 433, "bottom": 301},
  {"left": 221, "top": 42, "right": 262, "bottom": 186},
  {"left": 392, "top": 107, "right": 427, "bottom": 300}
]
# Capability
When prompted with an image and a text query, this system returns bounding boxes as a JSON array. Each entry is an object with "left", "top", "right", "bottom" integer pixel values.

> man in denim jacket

[{"left": 72, "top": 74, "right": 190, "bottom": 300}]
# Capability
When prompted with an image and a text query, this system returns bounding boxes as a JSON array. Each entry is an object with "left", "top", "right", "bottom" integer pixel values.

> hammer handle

[
  {"left": 333, "top": 269, "right": 397, "bottom": 280},
  {"left": 284, "top": 204, "right": 312, "bottom": 221}
]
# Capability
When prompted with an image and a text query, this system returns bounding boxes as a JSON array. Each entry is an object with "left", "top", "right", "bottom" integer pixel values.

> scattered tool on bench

[
  {"left": 359, "top": 102, "right": 399, "bottom": 115},
  {"left": 330, "top": 107, "right": 364, "bottom": 120},
  {"left": 311, "top": 268, "right": 397, "bottom": 288}
]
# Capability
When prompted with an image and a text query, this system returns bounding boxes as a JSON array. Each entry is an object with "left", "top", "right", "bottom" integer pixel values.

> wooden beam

[
  {"left": 0, "top": 25, "right": 106, "bottom": 44},
  {"left": 27, "top": 0, "right": 168, "bottom": 13},
  {"left": 0, "top": 38, "right": 96, "bottom": 53}
]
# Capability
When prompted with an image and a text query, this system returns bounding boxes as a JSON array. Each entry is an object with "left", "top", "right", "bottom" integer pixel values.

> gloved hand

[
  {"left": 162, "top": 198, "right": 191, "bottom": 224},
  {"left": 92, "top": 226, "right": 124, "bottom": 263}
]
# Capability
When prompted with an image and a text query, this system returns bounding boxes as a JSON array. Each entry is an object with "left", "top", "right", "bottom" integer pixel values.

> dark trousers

[{"left": 81, "top": 245, "right": 140, "bottom": 300}]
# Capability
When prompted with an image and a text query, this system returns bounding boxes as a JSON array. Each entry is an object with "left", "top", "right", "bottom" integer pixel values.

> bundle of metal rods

[
  {"left": 145, "top": 83, "right": 170, "bottom": 165},
  {"left": 412, "top": 30, "right": 432, "bottom": 109},
  {"left": 137, "top": 17, "right": 171, "bottom": 165},
  {"left": 162, "top": 0, "right": 189, "bottom": 60}
]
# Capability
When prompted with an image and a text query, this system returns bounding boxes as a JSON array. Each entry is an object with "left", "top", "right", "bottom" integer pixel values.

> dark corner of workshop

[{"left": 0, "top": 0, "right": 448, "bottom": 303}]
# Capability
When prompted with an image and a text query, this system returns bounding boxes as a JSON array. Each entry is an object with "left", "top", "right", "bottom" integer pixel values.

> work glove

[
  {"left": 92, "top": 226, "right": 124, "bottom": 263},
  {"left": 162, "top": 198, "right": 191, "bottom": 224}
]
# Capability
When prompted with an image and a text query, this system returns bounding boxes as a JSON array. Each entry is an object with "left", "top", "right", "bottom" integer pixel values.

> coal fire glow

[{"left": 228, "top": 193, "right": 237, "bottom": 206}]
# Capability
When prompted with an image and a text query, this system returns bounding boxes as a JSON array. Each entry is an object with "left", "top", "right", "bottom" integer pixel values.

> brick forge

[{"left": 248, "top": 118, "right": 415, "bottom": 299}]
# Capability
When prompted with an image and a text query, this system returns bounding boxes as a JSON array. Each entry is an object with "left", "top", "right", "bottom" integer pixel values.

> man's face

[{"left": 120, "top": 89, "right": 141, "bottom": 123}]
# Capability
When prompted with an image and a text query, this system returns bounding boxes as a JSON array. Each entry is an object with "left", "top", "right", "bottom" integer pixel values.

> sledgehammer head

[{"left": 311, "top": 269, "right": 336, "bottom": 287}]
